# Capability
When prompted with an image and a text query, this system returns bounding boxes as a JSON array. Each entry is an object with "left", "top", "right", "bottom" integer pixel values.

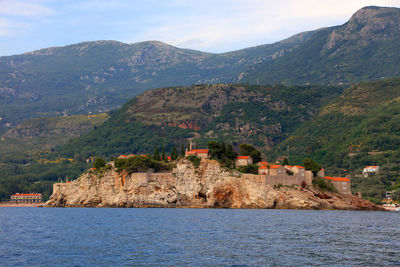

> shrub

[
  {"left": 237, "top": 164, "right": 259, "bottom": 174},
  {"left": 114, "top": 156, "right": 172, "bottom": 174},
  {"left": 93, "top": 157, "right": 106, "bottom": 169},
  {"left": 187, "top": 155, "right": 201, "bottom": 168},
  {"left": 312, "top": 177, "right": 337, "bottom": 193}
]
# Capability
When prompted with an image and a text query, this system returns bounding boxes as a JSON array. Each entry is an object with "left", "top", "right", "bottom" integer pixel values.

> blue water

[{"left": 0, "top": 208, "right": 399, "bottom": 266}]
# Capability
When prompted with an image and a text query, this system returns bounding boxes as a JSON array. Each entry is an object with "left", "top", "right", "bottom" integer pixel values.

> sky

[{"left": 0, "top": 0, "right": 399, "bottom": 56}]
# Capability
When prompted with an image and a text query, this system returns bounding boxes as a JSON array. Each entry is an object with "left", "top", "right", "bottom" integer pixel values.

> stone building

[
  {"left": 11, "top": 193, "right": 43, "bottom": 203},
  {"left": 235, "top": 156, "right": 253, "bottom": 167},
  {"left": 185, "top": 149, "right": 209, "bottom": 159},
  {"left": 258, "top": 166, "right": 269, "bottom": 175},
  {"left": 324, "top": 177, "right": 351, "bottom": 194},
  {"left": 268, "top": 165, "right": 286, "bottom": 176}
]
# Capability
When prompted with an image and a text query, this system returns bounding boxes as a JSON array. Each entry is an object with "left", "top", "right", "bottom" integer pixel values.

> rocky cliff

[{"left": 44, "top": 159, "right": 381, "bottom": 210}]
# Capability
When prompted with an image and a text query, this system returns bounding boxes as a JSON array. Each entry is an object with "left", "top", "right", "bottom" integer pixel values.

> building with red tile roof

[
  {"left": 324, "top": 176, "right": 351, "bottom": 194},
  {"left": 363, "top": 166, "right": 380, "bottom": 177},
  {"left": 185, "top": 149, "right": 209, "bottom": 159},
  {"left": 10, "top": 193, "right": 43, "bottom": 203},
  {"left": 258, "top": 165, "right": 269, "bottom": 174},
  {"left": 235, "top": 156, "right": 253, "bottom": 167}
]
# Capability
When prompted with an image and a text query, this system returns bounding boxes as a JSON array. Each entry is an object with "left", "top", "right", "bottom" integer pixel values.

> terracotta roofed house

[
  {"left": 258, "top": 165, "right": 269, "bottom": 175},
  {"left": 10, "top": 193, "right": 43, "bottom": 203},
  {"left": 269, "top": 165, "right": 285, "bottom": 176},
  {"left": 185, "top": 149, "right": 209, "bottom": 159},
  {"left": 257, "top": 161, "right": 270, "bottom": 167},
  {"left": 363, "top": 166, "right": 380, "bottom": 177},
  {"left": 235, "top": 156, "right": 253, "bottom": 167},
  {"left": 324, "top": 176, "right": 351, "bottom": 194},
  {"left": 291, "top": 165, "right": 306, "bottom": 176}
]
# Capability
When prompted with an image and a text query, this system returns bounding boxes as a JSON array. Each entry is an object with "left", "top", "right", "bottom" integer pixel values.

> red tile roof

[
  {"left": 324, "top": 176, "right": 350, "bottom": 182},
  {"left": 259, "top": 166, "right": 268, "bottom": 169},
  {"left": 12, "top": 193, "right": 42, "bottom": 196},
  {"left": 119, "top": 155, "right": 128, "bottom": 158},
  {"left": 237, "top": 156, "right": 251, "bottom": 159},
  {"left": 284, "top": 165, "right": 293, "bottom": 168},
  {"left": 294, "top": 165, "right": 305, "bottom": 169},
  {"left": 186, "top": 149, "right": 209, "bottom": 154},
  {"left": 258, "top": 161, "right": 270, "bottom": 166},
  {"left": 364, "top": 166, "right": 379, "bottom": 170},
  {"left": 269, "top": 165, "right": 282, "bottom": 169}
]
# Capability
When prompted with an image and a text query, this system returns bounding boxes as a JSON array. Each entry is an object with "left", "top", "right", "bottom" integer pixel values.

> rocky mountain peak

[{"left": 324, "top": 6, "right": 400, "bottom": 50}]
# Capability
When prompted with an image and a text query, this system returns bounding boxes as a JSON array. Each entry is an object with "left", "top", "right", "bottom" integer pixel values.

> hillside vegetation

[
  {"left": 0, "top": 114, "right": 109, "bottom": 201},
  {"left": 277, "top": 77, "right": 400, "bottom": 202},
  {"left": 58, "top": 83, "right": 343, "bottom": 159},
  {"left": 1, "top": 6, "right": 400, "bottom": 134}
]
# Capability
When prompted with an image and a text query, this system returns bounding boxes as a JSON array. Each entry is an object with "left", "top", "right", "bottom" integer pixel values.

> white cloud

[
  {"left": 0, "top": 0, "right": 53, "bottom": 17},
  {"left": 128, "top": 0, "right": 400, "bottom": 52}
]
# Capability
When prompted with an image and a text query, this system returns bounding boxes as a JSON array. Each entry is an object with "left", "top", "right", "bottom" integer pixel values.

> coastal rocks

[{"left": 45, "top": 159, "right": 382, "bottom": 210}]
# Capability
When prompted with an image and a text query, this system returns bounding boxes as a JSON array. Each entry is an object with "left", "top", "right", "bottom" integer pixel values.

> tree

[
  {"left": 208, "top": 141, "right": 224, "bottom": 159},
  {"left": 303, "top": 158, "right": 322, "bottom": 176},
  {"left": 152, "top": 147, "right": 161, "bottom": 161},
  {"left": 161, "top": 146, "right": 166, "bottom": 161},
  {"left": 282, "top": 157, "right": 289, "bottom": 166},
  {"left": 239, "top": 143, "right": 261, "bottom": 163},
  {"left": 181, "top": 144, "right": 185, "bottom": 157},
  {"left": 171, "top": 147, "right": 178, "bottom": 160},
  {"left": 93, "top": 157, "right": 106, "bottom": 169},
  {"left": 208, "top": 141, "right": 237, "bottom": 168}
]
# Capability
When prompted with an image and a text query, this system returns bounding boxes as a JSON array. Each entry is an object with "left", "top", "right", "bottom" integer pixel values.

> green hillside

[
  {"left": 0, "top": 113, "right": 109, "bottom": 156},
  {"left": 58, "top": 83, "right": 343, "bottom": 159},
  {"left": 0, "top": 113, "right": 109, "bottom": 201},
  {"left": 276, "top": 77, "right": 400, "bottom": 202}
]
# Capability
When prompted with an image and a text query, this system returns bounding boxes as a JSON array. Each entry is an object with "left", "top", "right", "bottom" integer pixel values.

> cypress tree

[
  {"left": 181, "top": 144, "right": 185, "bottom": 157},
  {"left": 171, "top": 147, "right": 178, "bottom": 160},
  {"left": 153, "top": 146, "right": 161, "bottom": 161},
  {"left": 161, "top": 146, "right": 166, "bottom": 161}
]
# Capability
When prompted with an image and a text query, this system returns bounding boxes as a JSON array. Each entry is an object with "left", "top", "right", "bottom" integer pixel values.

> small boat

[{"left": 382, "top": 203, "right": 399, "bottom": 211}]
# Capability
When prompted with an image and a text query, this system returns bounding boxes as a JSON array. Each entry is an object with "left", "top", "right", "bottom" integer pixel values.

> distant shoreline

[{"left": 0, "top": 202, "right": 43, "bottom": 207}]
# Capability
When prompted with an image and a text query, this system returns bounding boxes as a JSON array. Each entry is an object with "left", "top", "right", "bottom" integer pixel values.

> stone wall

[
  {"left": 331, "top": 180, "right": 352, "bottom": 195},
  {"left": 242, "top": 172, "right": 312, "bottom": 187}
]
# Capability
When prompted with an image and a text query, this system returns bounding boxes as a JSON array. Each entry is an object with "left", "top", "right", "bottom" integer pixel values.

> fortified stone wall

[
  {"left": 129, "top": 173, "right": 176, "bottom": 186},
  {"left": 242, "top": 174, "right": 265, "bottom": 184},
  {"left": 266, "top": 174, "right": 311, "bottom": 187},
  {"left": 242, "top": 173, "right": 312, "bottom": 187}
]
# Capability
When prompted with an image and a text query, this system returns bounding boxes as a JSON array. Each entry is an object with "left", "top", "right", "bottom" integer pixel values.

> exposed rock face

[
  {"left": 44, "top": 159, "right": 382, "bottom": 210},
  {"left": 325, "top": 6, "right": 400, "bottom": 50}
]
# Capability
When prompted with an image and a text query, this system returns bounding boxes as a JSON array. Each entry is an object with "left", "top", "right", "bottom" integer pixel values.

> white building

[{"left": 362, "top": 166, "right": 380, "bottom": 177}]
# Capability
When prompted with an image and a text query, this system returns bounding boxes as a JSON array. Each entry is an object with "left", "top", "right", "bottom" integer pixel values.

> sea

[{"left": 0, "top": 208, "right": 399, "bottom": 266}]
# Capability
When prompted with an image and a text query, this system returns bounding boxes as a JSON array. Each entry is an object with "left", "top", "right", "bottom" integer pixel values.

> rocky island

[{"left": 45, "top": 158, "right": 381, "bottom": 210}]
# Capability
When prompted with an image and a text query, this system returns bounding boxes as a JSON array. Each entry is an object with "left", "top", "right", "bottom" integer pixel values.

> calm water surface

[{"left": 0, "top": 208, "right": 399, "bottom": 266}]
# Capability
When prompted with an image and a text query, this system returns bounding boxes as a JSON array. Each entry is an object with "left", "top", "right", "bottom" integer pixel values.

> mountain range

[{"left": 0, "top": 6, "right": 399, "bottom": 134}]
